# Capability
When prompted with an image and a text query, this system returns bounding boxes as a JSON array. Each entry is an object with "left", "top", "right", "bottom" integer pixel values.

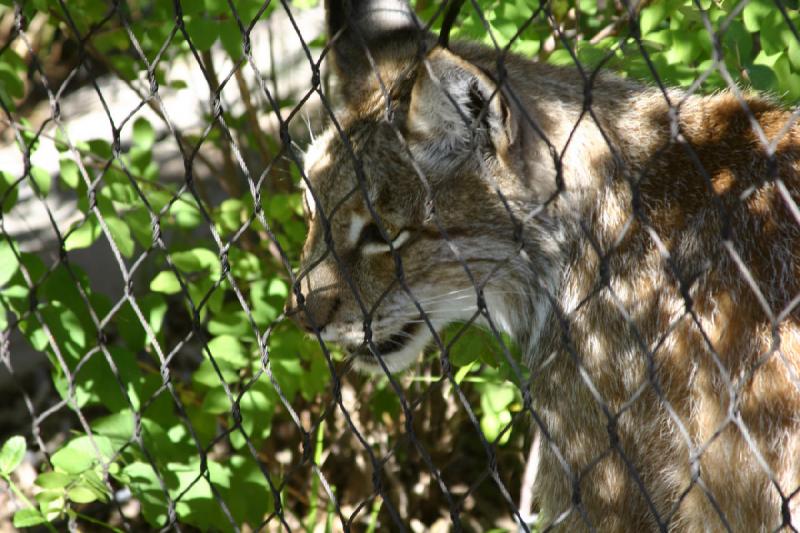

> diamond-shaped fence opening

[{"left": 0, "top": 0, "right": 798, "bottom": 531}]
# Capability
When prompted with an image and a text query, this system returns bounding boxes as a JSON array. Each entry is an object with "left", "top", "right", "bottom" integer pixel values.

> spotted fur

[{"left": 288, "top": 2, "right": 800, "bottom": 530}]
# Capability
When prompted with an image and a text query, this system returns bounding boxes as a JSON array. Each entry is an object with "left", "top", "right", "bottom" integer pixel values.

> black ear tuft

[
  {"left": 326, "top": 0, "right": 353, "bottom": 43},
  {"left": 466, "top": 80, "right": 487, "bottom": 126},
  {"left": 327, "top": 0, "right": 417, "bottom": 38},
  {"left": 406, "top": 48, "right": 518, "bottom": 172}
]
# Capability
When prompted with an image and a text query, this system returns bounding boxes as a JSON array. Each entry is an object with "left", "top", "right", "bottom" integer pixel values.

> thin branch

[
  {"left": 201, "top": 48, "right": 241, "bottom": 198},
  {"left": 588, "top": 16, "right": 627, "bottom": 45},
  {"left": 233, "top": 67, "right": 274, "bottom": 167}
]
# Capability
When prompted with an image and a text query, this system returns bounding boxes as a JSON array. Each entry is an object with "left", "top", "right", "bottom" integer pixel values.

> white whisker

[
  {"left": 303, "top": 110, "right": 315, "bottom": 143},
  {"left": 408, "top": 288, "right": 477, "bottom": 305}
]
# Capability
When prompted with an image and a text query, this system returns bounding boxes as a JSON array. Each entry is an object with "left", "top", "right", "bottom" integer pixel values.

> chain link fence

[{"left": 0, "top": 0, "right": 798, "bottom": 531}]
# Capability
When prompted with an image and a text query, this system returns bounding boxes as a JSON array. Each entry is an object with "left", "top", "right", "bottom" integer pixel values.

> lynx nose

[{"left": 285, "top": 287, "right": 340, "bottom": 333}]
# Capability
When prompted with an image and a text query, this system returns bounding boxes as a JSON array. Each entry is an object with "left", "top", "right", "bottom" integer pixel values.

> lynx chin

[{"left": 286, "top": 1, "right": 800, "bottom": 530}]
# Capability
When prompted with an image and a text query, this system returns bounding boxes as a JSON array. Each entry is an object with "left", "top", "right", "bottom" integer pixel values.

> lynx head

[{"left": 287, "top": 0, "right": 557, "bottom": 373}]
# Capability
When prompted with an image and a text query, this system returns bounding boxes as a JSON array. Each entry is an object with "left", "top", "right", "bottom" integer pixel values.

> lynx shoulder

[{"left": 288, "top": 1, "right": 800, "bottom": 530}]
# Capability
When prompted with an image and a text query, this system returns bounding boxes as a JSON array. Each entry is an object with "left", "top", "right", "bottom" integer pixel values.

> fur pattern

[{"left": 288, "top": 2, "right": 800, "bottom": 530}]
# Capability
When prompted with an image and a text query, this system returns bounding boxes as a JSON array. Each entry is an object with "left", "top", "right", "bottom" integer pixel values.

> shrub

[{"left": 0, "top": 0, "right": 795, "bottom": 530}]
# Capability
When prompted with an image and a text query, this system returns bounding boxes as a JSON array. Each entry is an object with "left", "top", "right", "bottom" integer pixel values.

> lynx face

[
  {"left": 286, "top": 3, "right": 566, "bottom": 373},
  {"left": 291, "top": 73, "right": 549, "bottom": 373}
]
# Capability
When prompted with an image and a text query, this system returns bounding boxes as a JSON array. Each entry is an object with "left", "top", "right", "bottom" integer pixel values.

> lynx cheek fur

[{"left": 287, "top": 1, "right": 800, "bottom": 530}]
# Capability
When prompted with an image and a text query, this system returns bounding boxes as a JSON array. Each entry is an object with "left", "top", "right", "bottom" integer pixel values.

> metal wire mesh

[{"left": 0, "top": 0, "right": 799, "bottom": 531}]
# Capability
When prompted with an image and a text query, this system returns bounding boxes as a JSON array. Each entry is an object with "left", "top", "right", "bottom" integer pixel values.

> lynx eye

[{"left": 359, "top": 224, "right": 411, "bottom": 255}]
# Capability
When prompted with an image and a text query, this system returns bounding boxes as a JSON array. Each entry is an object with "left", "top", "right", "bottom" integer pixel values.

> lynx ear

[
  {"left": 407, "top": 48, "right": 517, "bottom": 173},
  {"left": 326, "top": 0, "right": 430, "bottom": 104}
]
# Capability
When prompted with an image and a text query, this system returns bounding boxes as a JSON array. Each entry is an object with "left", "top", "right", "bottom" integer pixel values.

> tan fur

[{"left": 289, "top": 5, "right": 800, "bottom": 530}]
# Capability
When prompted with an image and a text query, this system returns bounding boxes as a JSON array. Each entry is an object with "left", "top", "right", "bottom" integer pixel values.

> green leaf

[
  {"left": 748, "top": 63, "right": 779, "bottom": 93},
  {"left": 480, "top": 409, "right": 512, "bottom": 444},
  {"left": 664, "top": 30, "right": 700, "bottom": 64},
  {"left": 13, "top": 508, "right": 47, "bottom": 528},
  {"left": 67, "top": 484, "right": 99, "bottom": 504},
  {"left": 186, "top": 16, "right": 219, "bottom": 51},
  {"left": 268, "top": 194, "right": 297, "bottom": 222},
  {"left": 368, "top": 382, "right": 401, "bottom": 420},
  {"left": 59, "top": 158, "right": 82, "bottom": 188},
  {"left": 92, "top": 27, "right": 131, "bottom": 53},
  {"left": 208, "top": 309, "right": 251, "bottom": 336},
  {"left": 640, "top": 3, "right": 667, "bottom": 35},
  {"left": 150, "top": 270, "right": 182, "bottom": 294},
  {"left": 92, "top": 410, "right": 135, "bottom": 444},
  {"left": 50, "top": 447, "right": 93, "bottom": 475},
  {"left": 759, "top": 11, "right": 787, "bottom": 55},
  {"left": 743, "top": 0, "right": 773, "bottom": 32},
  {"left": 122, "top": 461, "right": 168, "bottom": 525},
  {"left": 37, "top": 492, "right": 65, "bottom": 521},
  {"left": 0, "top": 435, "right": 25, "bottom": 474},
  {"left": 35, "top": 471, "right": 72, "bottom": 489},
  {"left": 146, "top": 190, "right": 172, "bottom": 213},
  {"left": 268, "top": 277, "right": 289, "bottom": 298},
  {"left": 722, "top": 20, "right": 753, "bottom": 68},
  {"left": 578, "top": 0, "right": 598, "bottom": 15},
  {"left": 198, "top": 386, "right": 232, "bottom": 414},
  {"left": 228, "top": 248, "right": 260, "bottom": 279},
  {"left": 103, "top": 181, "right": 137, "bottom": 206},
  {"left": 132, "top": 117, "right": 156, "bottom": 149},
  {"left": 219, "top": 19, "right": 243, "bottom": 59},
  {"left": 0, "top": 62, "right": 24, "bottom": 99},
  {"left": 481, "top": 383, "right": 516, "bottom": 413},
  {"left": 123, "top": 208, "right": 151, "bottom": 250},
  {"left": 172, "top": 459, "right": 233, "bottom": 528},
  {"left": 512, "top": 38, "right": 540, "bottom": 57},
  {"left": 234, "top": 0, "right": 271, "bottom": 22},
  {"left": 64, "top": 217, "right": 102, "bottom": 252},
  {"left": 251, "top": 278, "right": 286, "bottom": 326},
  {"left": 547, "top": 49, "right": 575, "bottom": 67},
  {"left": 193, "top": 358, "right": 240, "bottom": 390},
  {"left": 788, "top": 38, "right": 800, "bottom": 70},
  {"left": 207, "top": 335, "right": 249, "bottom": 366},
  {"left": 441, "top": 323, "right": 514, "bottom": 368},
  {"left": 0, "top": 240, "right": 18, "bottom": 287},
  {"left": 67, "top": 346, "right": 141, "bottom": 410},
  {"left": 50, "top": 435, "right": 114, "bottom": 474},
  {"left": 104, "top": 216, "right": 135, "bottom": 258},
  {"left": 86, "top": 139, "right": 112, "bottom": 159},
  {"left": 227, "top": 454, "right": 274, "bottom": 522},
  {"left": 170, "top": 197, "right": 203, "bottom": 229},
  {"left": 771, "top": 54, "right": 800, "bottom": 101},
  {"left": 25, "top": 301, "right": 87, "bottom": 370},
  {"left": 29, "top": 166, "right": 51, "bottom": 197},
  {"left": 172, "top": 248, "right": 221, "bottom": 278},
  {"left": 271, "top": 358, "right": 301, "bottom": 402},
  {"left": 82, "top": 468, "right": 109, "bottom": 497},
  {"left": 300, "top": 353, "right": 329, "bottom": 401},
  {"left": 131, "top": 149, "right": 158, "bottom": 180},
  {"left": 230, "top": 381, "right": 276, "bottom": 448},
  {"left": 577, "top": 43, "right": 609, "bottom": 70},
  {"left": 454, "top": 360, "right": 477, "bottom": 385},
  {"left": 0, "top": 170, "right": 19, "bottom": 213}
]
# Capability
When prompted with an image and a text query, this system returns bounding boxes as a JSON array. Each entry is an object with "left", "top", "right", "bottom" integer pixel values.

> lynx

[{"left": 287, "top": 0, "right": 800, "bottom": 530}]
